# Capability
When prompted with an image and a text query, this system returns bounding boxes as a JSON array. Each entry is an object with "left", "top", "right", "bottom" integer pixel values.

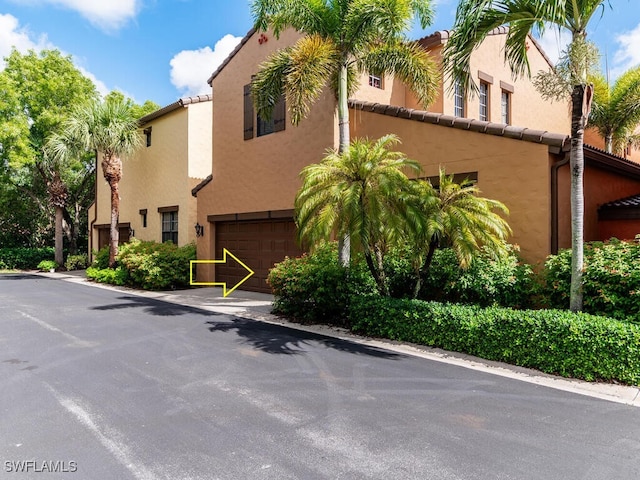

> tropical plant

[
  {"left": 589, "top": 66, "right": 640, "bottom": 154},
  {"left": 251, "top": 0, "right": 440, "bottom": 264},
  {"left": 295, "top": 134, "right": 421, "bottom": 294},
  {"left": 408, "top": 169, "right": 512, "bottom": 297},
  {"left": 47, "top": 97, "right": 143, "bottom": 267},
  {"left": 443, "top": 0, "right": 611, "bottom": 311}
]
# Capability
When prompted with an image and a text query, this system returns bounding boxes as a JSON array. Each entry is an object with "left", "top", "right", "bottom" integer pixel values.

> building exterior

[
  {"left": 88, "top": 95, "right": 212, "bottom": 257},
  {"left": 194, "top": 26, "right": 628, "bottom": 293}
]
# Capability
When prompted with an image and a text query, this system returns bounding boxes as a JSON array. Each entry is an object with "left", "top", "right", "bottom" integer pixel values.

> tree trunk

[
  {"left": 605, "top": 134, "right": 613, "bottom": 153},
  {"left": 54, "top": 206, "right": 64, "bottom": 267},
  {"left": 101, "top": 153, "right": 123, "bottom": 268},
  {"left": 568, "top": 84, "right": 592, "bottom": 312},
  {"left": 337, "top": 62, "right": 351, "bottom": 266},
  {"left": 413, "top": 239, "right": 438, "bottom": 299}
]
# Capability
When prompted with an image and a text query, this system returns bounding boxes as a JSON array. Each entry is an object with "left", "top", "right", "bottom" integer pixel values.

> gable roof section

[
  {"left": 138, "top": 94, "right": 213, "bottom": 125},
  {"left": 348, "top": 99, "right": 569, "bottom": 152},
  {"left": 208, "top": 28, "right": 257, "bottom": 86},
  {"left": 191, "top": 174, "right": 212, "bottom": 197},
  {"left": 584, "top": 144, "right": 640, "bottom": 180},
  {"left": 418, "top": 27, "right": 555, "bottom": 70}
]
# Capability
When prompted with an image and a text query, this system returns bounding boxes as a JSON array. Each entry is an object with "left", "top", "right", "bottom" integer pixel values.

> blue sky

[{"left": 0, "top": 0, "right": 638, "bottom": 108}]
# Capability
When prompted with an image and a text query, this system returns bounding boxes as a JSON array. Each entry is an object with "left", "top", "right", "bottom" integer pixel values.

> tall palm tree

[
  {"left": 295, "top": 134, "right": 421, "bottom": 294},
  {"left": 443, "top": 0, "right": 609, "bottom": 311},
  {"left": 408, "top": 169, "right": 511, "bottom": 298},
  {"left": 589, "top": 66, "right": 640, "bottom": 155},
  {"left": 251, "top": 0, "right": 440, "bottom": 264},
  {"left": 47, "top": 97, "right": 142, "bottom": 267}
]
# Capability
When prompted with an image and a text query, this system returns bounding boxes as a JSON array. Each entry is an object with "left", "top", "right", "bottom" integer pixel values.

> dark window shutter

[
  {"left": 273, "top": 95, "right": 286, "bottom": 132},
  {"left": 243, "top": 84, "right": 254, "bottom": 140}
]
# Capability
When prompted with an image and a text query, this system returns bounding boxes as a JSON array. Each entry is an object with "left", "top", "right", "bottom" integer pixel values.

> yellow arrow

[{"left": 189, "top": 248, "right": 255, "bottom": 297}]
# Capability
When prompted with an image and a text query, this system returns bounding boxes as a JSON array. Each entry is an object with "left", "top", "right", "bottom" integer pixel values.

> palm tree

[
  {"left": 251, "top": 0, "right": 440, "bottom": 264},
  {"left": 589, "top": 66, "right": 640, "bottom": 155},
  {"left": 47, "top": 97, "right": 142, "bottom": 267},
  {"left": 408, "top": 169, "right": 511, "bottom": 298},
  {"left": 295, "top": 134, "right": 421, "bottom": 295},
  {"left": 443, "top": 0, "right": 610, "bottom": 311}
]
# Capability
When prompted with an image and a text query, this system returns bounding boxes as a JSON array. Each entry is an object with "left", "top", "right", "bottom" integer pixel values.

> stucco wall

[
  {"left": 196, "top": 29, "right": 339, "bottom": 270},
  {"left": 91, "top": 101, "right": 211, "bottom": 256},
  {"left": 408, "top": 35, "right": 570, "bottom": 135},
  {"left": 350, "top": 109, "right": 553, "bottom": 263},
  {"left": 599, "top": 219, "right": 640, "bottom": 241}
]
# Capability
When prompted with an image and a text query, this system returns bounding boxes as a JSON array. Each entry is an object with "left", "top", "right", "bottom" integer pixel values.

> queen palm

[
  {"left": 295, "top": 134, "right": 421, "bottom": 295},
  {"left": 589, "top": 66, "right": 640, "bottom": 155},
  {"left": 443, "top": 0, "right": 610, "bottom": 311},
  {"left": 47, "top": 97, "right": 142, "bottom": 267},
  {"left": 251, "top": 0, "right": 439, "bottom": 264},
  {"left": 408, "top": 169, "right": 511, "bottom": 298}
]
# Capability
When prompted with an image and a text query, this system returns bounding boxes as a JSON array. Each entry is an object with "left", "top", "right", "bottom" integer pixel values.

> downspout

[
  {"left": 89, "top": 151, "right": 98, "bottom": 261},
  {"left": 550, "top": 151, "right": 570, "bottom": 254}
]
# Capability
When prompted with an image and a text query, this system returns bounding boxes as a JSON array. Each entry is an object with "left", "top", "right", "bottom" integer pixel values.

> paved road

[{"left": 1, "top": 273, "right": 640, "bottom": 480}]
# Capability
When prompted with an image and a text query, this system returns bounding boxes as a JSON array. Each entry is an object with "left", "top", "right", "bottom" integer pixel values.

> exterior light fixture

[{"left": 195, "top": 223, "right": 204, "bottom": 237}]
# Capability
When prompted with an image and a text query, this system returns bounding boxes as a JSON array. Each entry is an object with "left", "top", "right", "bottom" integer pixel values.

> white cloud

[
  {"left": 0, "top": 13, "right": 111, "bottom": 98},
  {"left": 0, "top": 13, "right": 51, "bottom": 67},
  {"left": 9, "top": 0, "right": 140, "bottom": 31},
  {"left": 535, "top": 27, "right": 571, "bottom": 65},
  {"left": 612, "top": 22, "right": 640, "bottom": 78},
  {"left": 170, "top": 34, "right": 242, "bottom": 97}
]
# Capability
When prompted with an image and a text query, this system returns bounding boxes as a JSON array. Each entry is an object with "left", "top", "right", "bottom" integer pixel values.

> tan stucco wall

[
  {"left": 196, "top": 29, "right": 339, "bottom": 272},
  {"left": 407, "top": 35, "right": 570, "bottom": 135},
  {"left": 91, "top": 101, "right": 212, "bottom": 256},
  {"left": 350, "top": 109, "right": 553, "bottom": 263}
]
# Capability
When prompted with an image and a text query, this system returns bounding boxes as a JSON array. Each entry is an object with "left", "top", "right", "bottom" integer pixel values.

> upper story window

[
  {"left": 454, "top": 79, "right": 465, "bottom": 118},
  {"left": 479, "top": 82, "right": 489, "bottom": 121},
  {"left": 368, "top": 73, "right": 383, "bottom": 89},
  {"left": 501, "top": 90, "right": 511, "bottom": 125},
  {"left": 158, "top": 206, "right": 178, "bottom": 244},
  {"left": 244, "top": 83, "right": 286, "bottom": 140},
  {"left": 143, "top": 127, "right": 152, "bottom": 147}
]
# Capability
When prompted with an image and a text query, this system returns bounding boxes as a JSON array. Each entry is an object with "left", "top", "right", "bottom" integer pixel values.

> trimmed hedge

[
  {"left": 349, "top": 296, "right": 640, "bottom": 385},
  {"left": 0, "top": 247, "right": 55, "bottom": 270}
]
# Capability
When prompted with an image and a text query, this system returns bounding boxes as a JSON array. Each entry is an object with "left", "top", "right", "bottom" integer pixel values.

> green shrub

[
  {"left": 86, "top": 265, "right": 129, "bottom": 285},
  {"left": 65, "top": 254, "right": 89, "bottom": 271},
  {"left": 37, "top": 260, "right": 58, "bottom": 272},
  {"left": 540, "top": 239, "right": 640, "bottom": 321},
  {"left": 87, "top": 240, "right": 196, "bottom": 290},
  {"left": 0, "top": 247, "right": 55, "bottom": 269},
  {"left": 385, "top": 244, "right": 533, "bottom": 307},
  {"left": 267, "top": 242, "right": 376, "bottom": 325},
  {"left": 350, "top": 296, "right": 640, "bottom": 385}
]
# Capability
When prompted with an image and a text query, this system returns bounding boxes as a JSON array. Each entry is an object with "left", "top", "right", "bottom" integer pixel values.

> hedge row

[
  {"left": 0, "top": 247, "right": 54, "bottom": 270},
  {"left": 349, "top": 296, "right": 640, "bottom": 385}
]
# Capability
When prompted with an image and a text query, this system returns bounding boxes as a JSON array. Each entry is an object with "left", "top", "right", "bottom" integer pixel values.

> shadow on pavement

[
  {"left": 92, "top": 295, "right": 222, "bottom": 317},
  {"left": 206, "top": 317, "right": 401, "bottom": 359},
  {"left": 0, "top": 273, "right": 42, "bottom": 280}
]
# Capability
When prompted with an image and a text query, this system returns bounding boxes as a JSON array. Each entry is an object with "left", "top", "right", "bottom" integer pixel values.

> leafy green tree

[
  {"left": 295, "top": 134, "right": 421, "bottom": 295},
  {"left": 408, "top": 170, "right": 511, "bottom": 298},
  {"left": 251, "top": 0, "right": 440, "bottom": 264},
  {"left": 104, "top": 90, "right": 161, "bottom": 119},
  {"left": 49, "top": 97, "right": 143, "bottom": 267},
  {"left": 443, "top": 0, "right": 610, "bottom": 311},
  {"left": 589, "top": 66, "right": 640, "bottom": 154},
  {"left": 0, "top": 49, "right": 98, "bottom": 259}
]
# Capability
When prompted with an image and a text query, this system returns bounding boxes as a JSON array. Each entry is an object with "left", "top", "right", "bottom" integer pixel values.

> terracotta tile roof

[
  {"left": 208, "top": 28, "right": 257, "bottom": 86},
  {"left": 348, "top": 99, "right": 569, "bottom": 150},
  {"left": 138, "top": 94, "right": 213, "bottom": 125},
  {"left": 191, "top": 174, "right": 212, "bottom": 197},
  {"left": 601, "top": 194, "right": 640, "bottom": 209}
]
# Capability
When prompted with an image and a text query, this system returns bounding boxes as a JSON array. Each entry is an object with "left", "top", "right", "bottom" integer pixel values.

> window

[
  {"left": 143, "top": 127, "right": 152, "bottom": 147},
  {"left": 244, "top": 83, "right": 286, "bottom": 140},
  {"left": 501, "top": 90, "right": 511, "bottom": 125},
  {"left": 139, "top": 209, "right": 147, "bottom": 228},
  {"left": 159, "top": 207, "right": 178, "bottom": 243},
  {"left": 454, "top": 79, "right": 465, "bottom": 117},
  {"left": 479, "top": 82, "right": 489, "bottom": 121},
  {"left": 368, "top": 73, "right": 383, "bottom": 89}
]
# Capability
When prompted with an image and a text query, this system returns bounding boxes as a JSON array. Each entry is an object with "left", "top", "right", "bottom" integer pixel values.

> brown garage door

[{"left": 215, "top": 218, "right": 304, "bottom": 293}]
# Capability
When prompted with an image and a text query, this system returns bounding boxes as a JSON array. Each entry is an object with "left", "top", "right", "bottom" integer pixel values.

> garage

[{"left": 214, "top": 217, "right": 304, "bottom": 293}]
